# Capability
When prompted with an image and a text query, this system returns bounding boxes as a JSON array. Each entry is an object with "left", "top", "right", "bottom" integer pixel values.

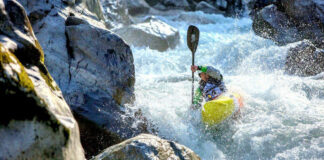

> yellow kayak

[{"left": 202, "top": 92, "right": 243, "bottom": 125}]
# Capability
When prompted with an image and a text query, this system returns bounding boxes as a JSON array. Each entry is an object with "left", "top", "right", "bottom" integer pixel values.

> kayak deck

[{"left": 202, "top": 93, "right": 243, "bottom": 125}]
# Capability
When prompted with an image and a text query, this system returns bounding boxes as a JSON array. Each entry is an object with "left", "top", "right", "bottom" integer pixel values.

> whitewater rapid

[{"left": 131, "top": 11, "right": 324, "bottom": 159}]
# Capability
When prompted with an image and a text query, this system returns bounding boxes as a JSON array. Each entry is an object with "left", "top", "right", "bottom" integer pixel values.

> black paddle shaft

[
  {"left": 187, "top": 25, "right": 200, "bottom": 104},
  {"left": 192, "top": 52, "right": 195, "bottom": 104}
]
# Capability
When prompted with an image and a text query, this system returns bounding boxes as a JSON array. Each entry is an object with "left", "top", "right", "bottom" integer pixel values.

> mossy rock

[{"left": 0, "top": 43, "right": 35, "bottom": 93}]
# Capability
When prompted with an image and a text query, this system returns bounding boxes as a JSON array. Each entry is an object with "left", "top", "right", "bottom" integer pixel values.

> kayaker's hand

[
  {"left": 191, "top": 65, "right": 198, "bottom": 72},
  {"left": 191, "top": 103, "right": 201, "bottom": 110}
]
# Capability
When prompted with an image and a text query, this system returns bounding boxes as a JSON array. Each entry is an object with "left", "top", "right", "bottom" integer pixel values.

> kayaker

[{"left": 191, "top": 65, "right": 226, "bottom": 108}]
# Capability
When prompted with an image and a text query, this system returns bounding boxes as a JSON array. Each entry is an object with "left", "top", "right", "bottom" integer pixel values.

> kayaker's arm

[
  {"left": 193, "top": 87, "right": 203, "bottom": 108},
  {"left": 198, "top": 66, "right": 222, "bottom": 81}
]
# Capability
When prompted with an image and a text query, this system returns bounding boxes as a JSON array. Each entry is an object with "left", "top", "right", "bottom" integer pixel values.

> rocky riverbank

[{"left": 0, "top": 0, "right": 202, "bottom": 159}]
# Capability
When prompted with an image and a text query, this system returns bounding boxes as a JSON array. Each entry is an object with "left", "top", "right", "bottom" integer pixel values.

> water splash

[{"left": 132, "top": 11, "right": 324, "bottom": 159}]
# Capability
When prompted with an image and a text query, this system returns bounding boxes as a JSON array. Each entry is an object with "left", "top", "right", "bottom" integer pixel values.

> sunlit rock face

[
  {"left": 64, "top": 15, "right": 150, "bottom": 145},
  {"left": 114, "top": 16, "right": 180, "bottom": 52},
  {"left": 93, "top": 134, "right": 201, "bottom": 160},
  {"left": 0, "top": 0, "right": 84, "bottom": 159},
  {"left": 285, "top": 40, "right": 324, "bottom": 76}
]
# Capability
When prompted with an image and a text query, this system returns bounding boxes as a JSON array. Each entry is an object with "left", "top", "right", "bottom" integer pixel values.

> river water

[{"left": 131, "top": 11, "right": 324, "bottom": 160}]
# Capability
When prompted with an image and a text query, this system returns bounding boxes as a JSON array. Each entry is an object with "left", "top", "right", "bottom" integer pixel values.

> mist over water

[{"left": 131, "top": 11, "right": 324, "bottom": 159}]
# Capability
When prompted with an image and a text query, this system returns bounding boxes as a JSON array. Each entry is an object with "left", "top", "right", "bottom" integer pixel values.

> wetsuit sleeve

[
  {"left": 199, "top": 66, "right": 222, "bottom": 81},
  {"left": 193, "top": 87, "right": 203, "bottom": 105}
]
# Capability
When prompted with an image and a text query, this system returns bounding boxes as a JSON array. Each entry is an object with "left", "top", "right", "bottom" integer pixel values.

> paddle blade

[{"left": 187, "top": 25, "right": 200, "bottom": 54}]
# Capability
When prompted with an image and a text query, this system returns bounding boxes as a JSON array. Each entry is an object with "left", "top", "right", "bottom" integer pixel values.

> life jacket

[{"left": 199, "top": 77, "right": 226, "bottom": 102}]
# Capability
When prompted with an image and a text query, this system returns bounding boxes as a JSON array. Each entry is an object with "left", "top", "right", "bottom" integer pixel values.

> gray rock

[
  {"left": 114, "top": 16, "right": 180, "bottom": 52},
  {"left": 195, "top": 1, "right": 223, "bottom": 14},
  {"left": 100, "top": 0, "right": 133, "bottom": 29},
  {"left": 125, "top": 0, "right": 151, "bottom": 16},
  {"left": 81, "top": 0, "right": 105, "bottom": 21},
  {"left": 285, "top": 40, "right": 324, "bottom": 76},
  {"left": 145, "top": 0, "right": 161, "bottom": 6},
  {"left": 314, "top": 0, "right": 324, "bottom": 24},
  {"left": 65, "top": 22, "right": 135, "bottom": 107},
  {"left": 280, "top": 0, "right": 324, "bottom": 47},
  {"left": 252, "top": 4, "right": 301, "bottom": 45},
  {"left": 281, "top": 0, "right": 317, "bottom": 23},
  {"left": 248, "top": 0, "right": 278, "bottom": 18},
  {"left": 248, "top": 0, "right": 278, "bottom": 11},
  {"left": 65, "top": 16, "right": 89, "bottom": 26},
  {"left": 161, "top": 0, "right": 190, "bottom": 10},
  {"left": 64, "top": 18, "right": 151, "bottom": 157},
  {"left": 224, "top": 0, "right": 244, "bottom": 17},
  {"left": 0, "top": 0, "right": 85, "bottom": 159},
  {"left": 92, "top": 134, "right": 201, "bottom": 160},
  {"left": 17, "top": 0, "right": 52, "bottom": 15},
  {"left": 251, "top": 0, "right": 324, "bottom": 47},
  {"left": 62, "top": 0, "right": 75, "bottom": 6},
  {"left": 18, "top": 0, "right": 105, "bottom": 21}
]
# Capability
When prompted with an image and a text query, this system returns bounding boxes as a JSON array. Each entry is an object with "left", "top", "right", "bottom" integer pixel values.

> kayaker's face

[{"left": 200, "top": 73, "right": 208, "bottom": 82}]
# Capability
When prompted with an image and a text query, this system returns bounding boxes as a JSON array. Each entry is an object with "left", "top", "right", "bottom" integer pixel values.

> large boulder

[
  {"left": 280, "top": 0, "right": 324, "bottom": 47},
  {"left": 17, "top": 0, "right": 151, "bottom": 158},
  {"left": 114, "top": 16, "right": 180, "bottom": 52},
  {"left": 285, "top": 40, "right": 324, "bottom": 76},
  {"left": 0, "top": 0, "right": 84, "bottom": 159},
  {"left": 64, "top": 15, "right": 150, "bottom": 145},
  {"left": 65, "top": 17, "right": 135, "bottom": 107},
  {"left": 252, "top": 4, "right": 301, "bottom": 45},
  {"left": 252, "top": 0, "right": 324, "bottom": 47},
  {"left": 92, "top": 134, "right": 201, "bottom": 160}
]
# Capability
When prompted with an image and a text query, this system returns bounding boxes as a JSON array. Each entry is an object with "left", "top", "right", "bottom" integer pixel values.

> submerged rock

[
  {"left": 285, "top": 40, "right": 324, "bottom": 76},
  {"left": 92, "top": 134, "right": 201, "bottom": 160},
  {"left": 114, "top": 16, "right": 180, "bottom": 52},
  {"left": 0, "top": 0, "right": 84, "bottom": 159}
]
